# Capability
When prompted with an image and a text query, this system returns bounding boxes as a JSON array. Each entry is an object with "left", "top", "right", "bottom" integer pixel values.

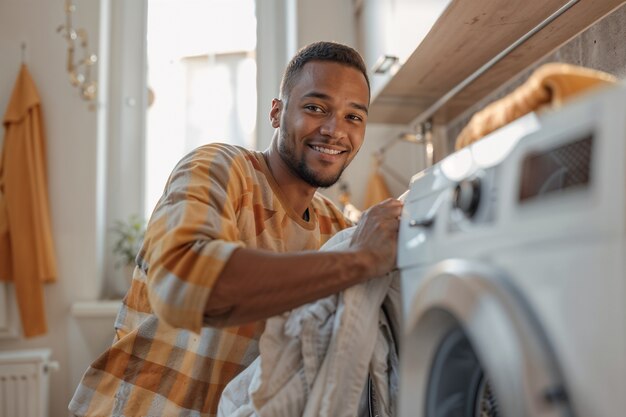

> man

[{"left": 69, "top": 41, "right": 402, "bottom": 417}]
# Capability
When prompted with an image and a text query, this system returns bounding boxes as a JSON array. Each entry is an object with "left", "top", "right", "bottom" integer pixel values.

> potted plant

[{"left": 111, "top": 214, "right": 146, "bottom": 289}]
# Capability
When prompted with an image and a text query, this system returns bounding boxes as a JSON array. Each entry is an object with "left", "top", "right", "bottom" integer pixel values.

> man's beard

[{"left": 278, "top": 133, "right": 347, "bottom": 188}]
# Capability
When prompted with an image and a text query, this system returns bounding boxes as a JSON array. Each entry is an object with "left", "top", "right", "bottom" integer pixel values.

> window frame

[{"left": 102, "top": 0, "right": 288, "bottom": 298}]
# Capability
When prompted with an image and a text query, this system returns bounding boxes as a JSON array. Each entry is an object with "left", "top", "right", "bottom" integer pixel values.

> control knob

[{"left": 453, "top": 178, "right": 481, "bottom": 218}]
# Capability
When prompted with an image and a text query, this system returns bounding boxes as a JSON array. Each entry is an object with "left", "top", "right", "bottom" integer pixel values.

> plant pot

[
  {"left": 123, "top": 263, "right": 135, "bottom": 288},
  {"left": 110, "top": 264, "right": 135, "bottom": 298}
]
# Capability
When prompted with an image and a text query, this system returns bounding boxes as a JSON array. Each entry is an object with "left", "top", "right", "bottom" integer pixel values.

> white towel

[{"left": 218, "top": 227, "right": 400, "bottom": 417}]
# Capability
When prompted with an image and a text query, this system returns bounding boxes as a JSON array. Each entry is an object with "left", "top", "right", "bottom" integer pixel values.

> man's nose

[{"left": 319, "top": 115, "right": 346, "bottom": 139}]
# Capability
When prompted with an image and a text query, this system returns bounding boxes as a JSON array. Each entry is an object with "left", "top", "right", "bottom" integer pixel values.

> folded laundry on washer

[
  {"left": 455, "top": 63, "right": 617, "bottom": 150},
  {"left": 218, "top": 227, "right": 400, "bottom": 417}
]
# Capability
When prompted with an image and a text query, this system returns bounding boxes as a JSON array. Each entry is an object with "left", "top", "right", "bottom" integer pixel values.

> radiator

[{"left": 0, "top": 349, "right": 58, "bottom": 417}]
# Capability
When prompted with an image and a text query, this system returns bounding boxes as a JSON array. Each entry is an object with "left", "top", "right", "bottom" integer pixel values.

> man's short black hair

[{"left": 279, "top": 41, "right": 370, "bottom": 102}]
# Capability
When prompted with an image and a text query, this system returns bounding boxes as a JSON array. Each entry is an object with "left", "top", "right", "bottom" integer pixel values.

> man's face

[{"left": 271, "top": 61, "right": 369, "bottom": 188}]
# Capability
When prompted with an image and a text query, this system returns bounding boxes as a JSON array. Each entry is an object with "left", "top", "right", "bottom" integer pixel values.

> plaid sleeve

[{"left": 141, "top": 144, "right": 245, "bottom": 333}]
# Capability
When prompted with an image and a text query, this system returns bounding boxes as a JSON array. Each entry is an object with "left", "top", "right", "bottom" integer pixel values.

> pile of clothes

[{"left": 218, "top": 227, "right": 400, "bottom": 417}]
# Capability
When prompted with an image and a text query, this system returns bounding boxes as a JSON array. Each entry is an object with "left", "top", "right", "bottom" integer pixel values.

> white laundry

[{"left": 218, "top": 227, "right": 400, "bottom": 417}]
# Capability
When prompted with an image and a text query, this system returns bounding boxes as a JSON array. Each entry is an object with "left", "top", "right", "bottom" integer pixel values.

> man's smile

[
  {"left": 310, "top": 145, "right": 342, "bottom": 155},
  {"left": 308, "top": 144, "right": 347, "bottom": 157}
]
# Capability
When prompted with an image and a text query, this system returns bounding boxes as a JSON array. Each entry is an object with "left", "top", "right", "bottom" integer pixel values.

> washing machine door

[{"left": 399, "top": 259, "right": 575, "bottom": 417}]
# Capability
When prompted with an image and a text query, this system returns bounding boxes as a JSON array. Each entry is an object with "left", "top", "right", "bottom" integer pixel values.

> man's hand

[
  {"left": 204, "top": 198, "right": 403, "bottom": 327},
  {"left": 349, "top": 198, "right": 403, "bottom": 277}
]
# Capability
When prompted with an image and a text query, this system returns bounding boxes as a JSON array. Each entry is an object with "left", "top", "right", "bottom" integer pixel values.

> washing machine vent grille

[{"left": 519, "top": 134, "right": 593, "bottom": 202}]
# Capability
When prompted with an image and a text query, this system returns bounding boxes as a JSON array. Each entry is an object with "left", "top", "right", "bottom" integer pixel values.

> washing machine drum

[
  {"left": 399, "top": 260, "right": 574, "bottom": 417},
  {"left": 427, "top": 326, "right": 499, "bottom": 416}
]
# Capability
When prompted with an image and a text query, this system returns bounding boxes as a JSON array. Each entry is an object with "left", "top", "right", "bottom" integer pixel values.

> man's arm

[{"left": 204, "top": 198, "right": 403, "bottom": 327}]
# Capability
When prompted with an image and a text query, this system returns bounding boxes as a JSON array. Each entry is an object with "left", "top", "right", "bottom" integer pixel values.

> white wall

[
  {"left": 295, "top": 0, "right": 356, "bottom": 47},
  {"left": 0, "top": 0, "right": 105, "bottom": 415},
  {"left": 255, "top": 0, "right": 291, "bottom": 151}
]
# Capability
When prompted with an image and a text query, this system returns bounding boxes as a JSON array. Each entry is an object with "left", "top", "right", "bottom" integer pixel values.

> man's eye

[
  {"left": 304, "top": 105, "right": 324, "bottom": 112},
  {"left": 347, "top": 114, "right": 363, "bottom": 122}
]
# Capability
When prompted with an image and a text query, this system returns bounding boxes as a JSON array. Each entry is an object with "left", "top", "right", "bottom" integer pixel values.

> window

[
  {"left": 103, "top": 0, "right": 258, "bottom": 298},
  {"left": 144, "top": 0, "right": 257, "bottom": 219}
]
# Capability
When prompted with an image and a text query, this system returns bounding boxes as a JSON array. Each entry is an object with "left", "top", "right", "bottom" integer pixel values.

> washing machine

[{"left": 397, "top": 84, "right": 626, "bottom": 417}]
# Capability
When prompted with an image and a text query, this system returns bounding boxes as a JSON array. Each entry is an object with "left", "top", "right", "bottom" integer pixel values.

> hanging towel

[
  {"left": 363, "top": 159, "right": 392, "bottom": 209},
  {"left": 0, "top": 64, "right": 58, "bottom": 338},
  {"left": 455, "top": 63, "right": 617, "bottom": 150}
]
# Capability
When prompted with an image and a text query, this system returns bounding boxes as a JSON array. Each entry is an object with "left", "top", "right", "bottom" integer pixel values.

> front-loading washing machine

[{"left": 397, "top": 84, "right": 626, "bottom": 417}]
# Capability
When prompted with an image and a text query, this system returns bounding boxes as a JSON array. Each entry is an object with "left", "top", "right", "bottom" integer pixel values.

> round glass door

[{"left": 426, "top": 327, "right": 500, "bottom": 417}]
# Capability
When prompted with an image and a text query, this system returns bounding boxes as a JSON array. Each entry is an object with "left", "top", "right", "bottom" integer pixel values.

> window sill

[{"left": 71, "top": 300, "right": 122, "bottom": 318}]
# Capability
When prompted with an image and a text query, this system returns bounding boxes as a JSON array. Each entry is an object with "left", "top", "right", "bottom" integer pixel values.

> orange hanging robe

[
  {"left": 0, "top": 64, "right": 58, "bottom": 338},
  {"left": 363, "top": 158, "right": 392, "bottom": 209}
]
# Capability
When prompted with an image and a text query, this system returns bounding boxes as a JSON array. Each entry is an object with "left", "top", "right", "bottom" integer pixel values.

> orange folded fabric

[
  {"left": 455, "top": 63, "right": 617, "bottom": 150},
  {"left": 0, "top": 65, "right": 58, "bottom": 338}
]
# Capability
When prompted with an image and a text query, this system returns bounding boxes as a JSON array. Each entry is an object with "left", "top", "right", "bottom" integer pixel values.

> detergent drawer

[{"left": 397, "top": 191, "right": 441, "bottom": 269}]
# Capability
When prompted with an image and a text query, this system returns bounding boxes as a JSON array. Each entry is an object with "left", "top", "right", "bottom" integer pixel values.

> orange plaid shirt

[{"left": 69, "top": 144, "right": 351, "bottom": 416}]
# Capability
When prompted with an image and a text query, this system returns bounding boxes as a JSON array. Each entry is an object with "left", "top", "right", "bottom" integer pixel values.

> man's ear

[{"left": 269, "top": 98, "right": 282, "bottom": 128}]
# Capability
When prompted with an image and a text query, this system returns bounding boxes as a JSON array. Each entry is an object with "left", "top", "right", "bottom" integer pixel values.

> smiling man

[
  {"left": 270, "top": 59, "right": 369, "bottom": 189},
  {"left": 69, "top": 41, "right": 402, "bottom": 417}
]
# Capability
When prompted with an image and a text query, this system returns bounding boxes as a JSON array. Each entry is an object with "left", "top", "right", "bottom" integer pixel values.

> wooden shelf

[{"left": 368, "top": 0, "right": 625, "bottom": 125}]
